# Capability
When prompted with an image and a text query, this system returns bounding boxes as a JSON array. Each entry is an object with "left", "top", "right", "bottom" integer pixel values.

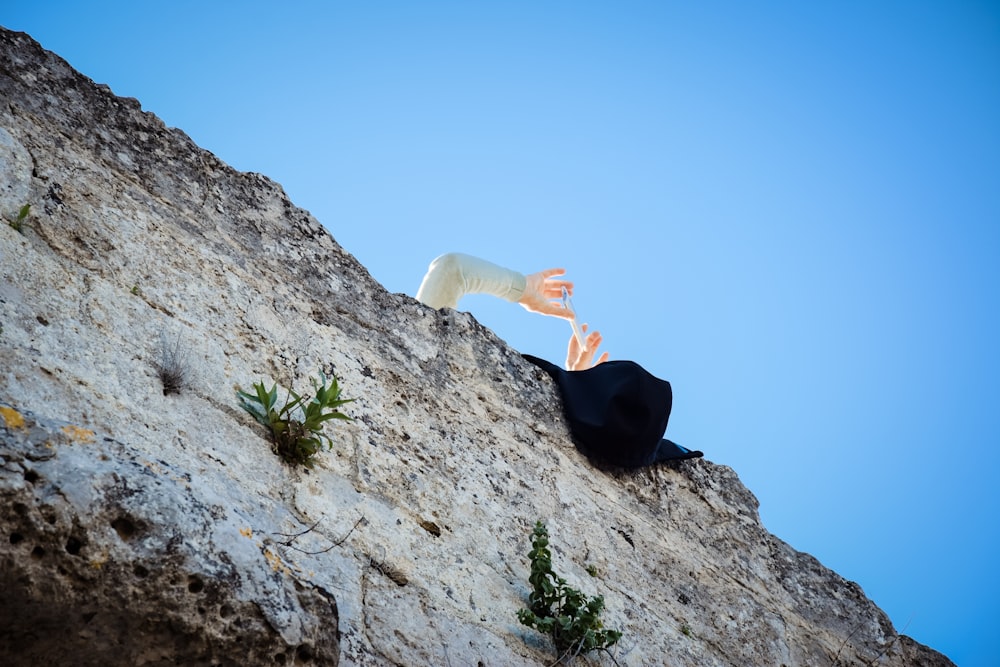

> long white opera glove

[
  {"left": 416, "top": 253, "right": 526, "bottom": 309},
  {"left": 417, "top": 253, "right": 573, "bottom": 320}
]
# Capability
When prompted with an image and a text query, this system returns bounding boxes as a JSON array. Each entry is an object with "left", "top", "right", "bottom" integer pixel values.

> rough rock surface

[{"left": 0, "top": 27, "right": 954, "bottom": 666}]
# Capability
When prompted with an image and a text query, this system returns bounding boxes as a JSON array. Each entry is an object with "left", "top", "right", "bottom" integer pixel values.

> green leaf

[
  {"left": 238, "top": 369, "right": 353, "bottom": 468},
  {"left": 517, "top": 520, "right": 622, "bottom": 658}
]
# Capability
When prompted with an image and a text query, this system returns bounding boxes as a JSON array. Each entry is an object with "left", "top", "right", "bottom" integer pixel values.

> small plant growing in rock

[
  {"left": 517, "top": 520, "right": 622, "bottom": 663},
  {"left": 237, "top": 370, "right": 353, "bottom": 467},
  {"left": 154, "top": 334, "right": 189, "bottom": 395},
  {"left": 7, "top": 204, "right": 30, "bottom": 233}
]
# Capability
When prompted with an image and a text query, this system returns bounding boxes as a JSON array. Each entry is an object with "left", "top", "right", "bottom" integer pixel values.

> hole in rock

[
  {"left": 273, "top": 654, "right": 287, "bottom": 665},
  {"left": 133, "top": 564, "right": 149, "bottom": 578},
  {"left": 111, "top": 517, "right": 136, "bottom": 540},
  {"left": 65, "top": 537, "right": 83, "bottom": 555},
  {"left": 23, "top": 469, "right": 40, "bottom": 484},
  {"left": 31, "top": 546, "right": 45, "bottom": 559},
  {"left": 187, "top": 575, "right": 205, "bottom": 593},
  {"left": 9, "top": 533, "right": 24, "bottom": 544},
  {"left": 295, "top": 645, "right": 314, "bottom": 662},
  {"left": 219, "top": 604, "right": 234, "bottom": 619},
  {"left": 418, "top": 520, "right": 441, "bottom": 537}
]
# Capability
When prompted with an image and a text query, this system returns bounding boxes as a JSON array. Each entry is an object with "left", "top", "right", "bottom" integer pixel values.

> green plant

[
  {"left": 238, "top": 370, "right": 354, "bottom": 467},
  {"left": 7, "top": 204, "right": 30, "bottom": 233},
  {"left": 517, "top": 521, "right": 622, "bottom": 663}
]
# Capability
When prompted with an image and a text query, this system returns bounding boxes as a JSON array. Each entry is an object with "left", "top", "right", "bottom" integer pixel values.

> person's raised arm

[{"left": 416, "top": 252, "right": 575, "bottom": 320}]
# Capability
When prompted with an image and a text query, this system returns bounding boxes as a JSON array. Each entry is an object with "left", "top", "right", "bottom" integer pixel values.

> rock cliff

[{"left": 0, "top": 28, "right": 954, "bottom": 666}]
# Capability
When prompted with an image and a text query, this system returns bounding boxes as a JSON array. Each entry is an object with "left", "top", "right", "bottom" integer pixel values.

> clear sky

[{"left": 5, "top": 2, "right": 999, "bottom": 664}]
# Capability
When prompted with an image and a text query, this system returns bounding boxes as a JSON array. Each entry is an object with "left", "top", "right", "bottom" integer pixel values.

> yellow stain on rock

[
  {"left": 263, "top": 547, "right": 291, "bottom": 575},
  {"left": 0, "top": 406, "right": 26, "bottom": 429},
  {"left": 240, "top": 527, "right": 254, "bottom": 538},
  {"left": 61, "top": 424, "right": 95, "bottom": 444}
]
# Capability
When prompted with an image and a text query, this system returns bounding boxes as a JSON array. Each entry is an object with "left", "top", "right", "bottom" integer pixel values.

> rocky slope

[{"left": 0, "top": 27, "right": 954, "bottom": 666}]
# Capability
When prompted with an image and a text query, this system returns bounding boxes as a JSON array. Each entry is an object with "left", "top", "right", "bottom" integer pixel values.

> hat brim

[{"left": 523, "top": 354, "right": 703, "bottom": 467}]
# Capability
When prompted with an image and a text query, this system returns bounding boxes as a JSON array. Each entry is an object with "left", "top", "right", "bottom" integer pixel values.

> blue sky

[{"left": 5, "top": 2, "right": 999, "bottom": 664}]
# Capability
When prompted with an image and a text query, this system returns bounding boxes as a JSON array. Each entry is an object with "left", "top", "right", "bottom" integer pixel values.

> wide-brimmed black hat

[{"left": 524, "top": 354, "right": 703, "bottom": 468}]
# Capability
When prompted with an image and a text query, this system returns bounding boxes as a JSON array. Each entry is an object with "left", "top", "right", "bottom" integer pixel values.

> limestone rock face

[{"left": 0, "top": 28, "right": 954, "bottom": 666}]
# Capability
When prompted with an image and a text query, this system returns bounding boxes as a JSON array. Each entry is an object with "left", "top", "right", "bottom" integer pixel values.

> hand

[
  {"left": 518, "top": 268, "right": 574, "bottom": 319},
  {"left": 566, "top": 324, "right": 610, "bottom": 371}
]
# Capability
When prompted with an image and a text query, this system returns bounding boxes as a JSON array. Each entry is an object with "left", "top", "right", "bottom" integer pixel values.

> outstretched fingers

[
  {"left": 538, "top": 268, "right": 573, "bottom": 297},
  {"left": 542, "top": 279, "right": 573, "bottom": 298},
  {"left": 538, "top": 267, "right": 566, "bottom": 279},
  {"left": 566, "top": 324, "right": 609, "bottom": 370}
]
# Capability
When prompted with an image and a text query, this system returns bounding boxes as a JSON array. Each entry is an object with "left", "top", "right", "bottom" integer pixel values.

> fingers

[
  {"left": 538, "top": 267, "right": 566, "bottom": 279},
  {"left": 542, "top": 282, "right": 573, "bottom": 298},
  {"left": 567, "top": 332, "right": 580, "bottom": 356},
  {"left": 565, "top": 324, "right": 610, "bottom": 371},
  {"left": 544, "top": 302, "right": 572, "bottom": 318},
  {"left": 536, "top": 268, "right": 573, "bottom": 296},
  {"left": 540, "top": 279, "right": 573, "bottom": 298},
  {"left": 569, "top": 324, "right": 589, "bottom": 352},
  {"left": 566, "top": 328, "right": 580, "bottom": 369},
  {"left": 581, "top": 329, "right": 601, "bottom": 354},
  {"left": 578, "top": 346, "right": 597, "bottom": 369},
  {"left": 522, "top": 268, "right": 573, "bottom": 306},
  {"left": 526, "top": 300, "right": 575, "bottom": 320}
]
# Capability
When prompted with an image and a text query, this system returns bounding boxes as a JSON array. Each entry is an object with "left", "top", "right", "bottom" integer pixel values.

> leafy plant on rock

[
  {"left": 238, "top": 370, "right": 354, "bottom": 467},
  {"left": 7, "top": 204, "right": 30, "bottom": 233},
  {"left": 517, "top": 520, "right": 622, "bottom": 664}
]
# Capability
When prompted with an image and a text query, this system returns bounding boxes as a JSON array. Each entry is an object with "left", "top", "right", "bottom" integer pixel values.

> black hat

[{"left": 524, "top": 355, "right": 703, "bottom": 468}]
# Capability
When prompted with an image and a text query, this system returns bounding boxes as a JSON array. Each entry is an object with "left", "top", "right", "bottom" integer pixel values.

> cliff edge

[{"left": 0, "top": 28, "right": 953, "bottom": 666}]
